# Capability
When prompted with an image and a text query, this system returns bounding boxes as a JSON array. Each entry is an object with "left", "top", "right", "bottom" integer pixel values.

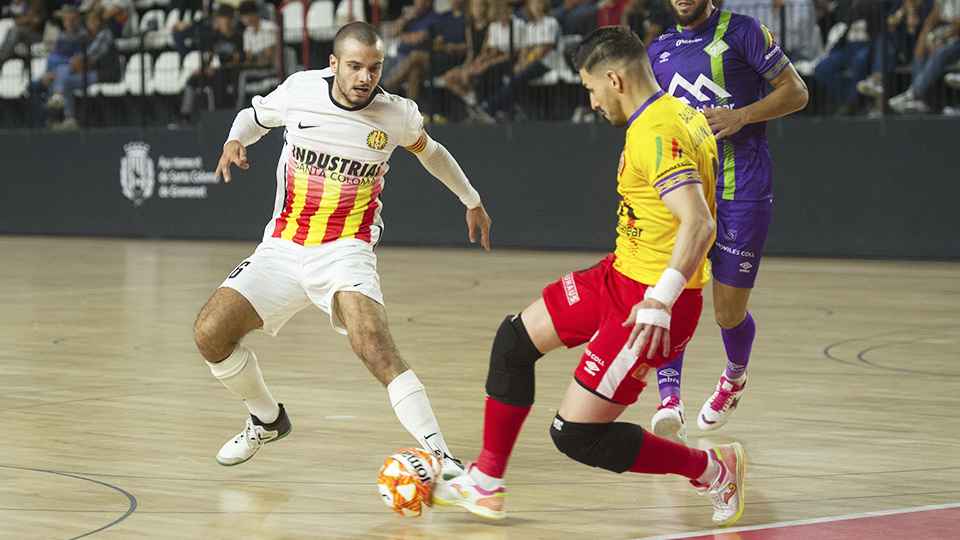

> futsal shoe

[
  {"left": 651, "top": 396, "right": 687, "bottom": 445},
  {"left": 432, "top": 463, "right": 506, "bottom": 520},
  {"left": 691, "top": 442, "right": 746, "bottom": 526},
  {"left": 216, "top": 404, "right": 292, "bottom": 466},
  {"left": 440, "top": 456, "right": 465, "bottom": 481},
  {"left": 698, "top": 374, "right": 747, "bottom": 431}
]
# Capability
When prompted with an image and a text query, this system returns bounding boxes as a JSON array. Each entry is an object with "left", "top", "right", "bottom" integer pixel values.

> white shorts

[{"left": 219, "top": 237, "right": 383, "bottom": 336}]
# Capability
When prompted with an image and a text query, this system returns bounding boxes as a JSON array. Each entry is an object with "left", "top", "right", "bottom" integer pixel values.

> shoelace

[
  {"left": 708, "top": 386, "right": 735, "bottom": 412},
  {"left": 658, "top": 396, "right": 681, "bottom": 410}
]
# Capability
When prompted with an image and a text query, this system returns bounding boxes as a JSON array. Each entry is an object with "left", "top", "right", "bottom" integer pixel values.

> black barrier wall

[{"left": 1, "top": 114, "right": 958, "bottom": 259}]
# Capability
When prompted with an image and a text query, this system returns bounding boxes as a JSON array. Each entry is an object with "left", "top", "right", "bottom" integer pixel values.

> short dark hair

[
  {"left": 216, "top": 4, "right": 236, "bottom": 18},
  {"left": 238, "top": 1, "right": 259, "bottom": 16},
  {"left": 570, "top": 26, "right": 648, "bottom": 74},
  {"left": 333, "top": 21, "right": 383, "bottom": 58}
]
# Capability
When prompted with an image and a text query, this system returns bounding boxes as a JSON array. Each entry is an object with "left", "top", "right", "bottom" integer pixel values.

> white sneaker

[
  {"left": 944, "top": 72, "right": 960, "bottom": 89},
  {"left": 216, "top": 404, "right": 292, "bottom": 466},
  {"left": 856, "top": 76, "right": 884, "bottom": 97},
  {"left": 888, "top": 90, "right": 915, "bottom": 113},
  {"left": 432, "top": 463, "right": 506, "bottom": 520},
  {"left": 651, "top": 396, "right": 687, "bottom": 445},
  {"left": 698, "top": 374, "right": 747, "bottom": 431},
  {"left": 691, "top": 442, "right": 746, "bottom": 526}
]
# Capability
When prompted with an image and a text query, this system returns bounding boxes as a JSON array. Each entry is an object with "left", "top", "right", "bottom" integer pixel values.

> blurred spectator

[
  {"left": 171, "top": 4, "right": 243, "bottom": 127},
  {"left": 856, "top": 0, "right": 941, "bottom": 99},
  {"left": 0, "top": 0, "right": 45, "bottom": 67},
  {"left": 714, "top": 0, "right": 820, "bottom": 61},
  {"left": 888, "top": 15, "right": 960, "bottom": 112},
  {"left": 433, "top": 0, "right": 469, "bottom": 74},
  {"left": 382, "top": 0, "right": 439, "bottom": 102},
  {"left": 171, "top": 0, "right": 223, "bottom": 65},
  {"left": 458, "top": 0, "right": 524, "bottom": 119},
  {"left": 78, "top": 0, "right": 132, "bottom": 37},
  {"left": 596, "top": 0, "right": 630, "bottom": 28},
  {"left": 552, "top": 0, "right": 597, "bottom": 35},
  {"left": 475, "top": 0, "right": 559, "bottom": 122},
  {"left": 234, "top": 0, "right": 277, "bottom": 109},
  {"left": 622, "top": 0, "right": 670, "bottom": 46},
  {"left": 27, "top": 4, "right": 86, "bottom": 124},
  {"left": 813, "top": 0, "right": 888, "bottom": 115},
  {"left": 442, "top": 0, "right": 492, "bottom": 109},
  {"left": 34, "top": 7, "right": 119, "bottom": 131}
]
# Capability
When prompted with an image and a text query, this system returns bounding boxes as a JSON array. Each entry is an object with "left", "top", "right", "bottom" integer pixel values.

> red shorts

[{"left": 542, "top": 254, "right": 703, "bottom": 405}]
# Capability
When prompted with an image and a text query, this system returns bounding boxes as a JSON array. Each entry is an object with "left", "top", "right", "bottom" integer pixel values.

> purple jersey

[{"left": 648, "top": 9, "right": 790, "bottom": 201}]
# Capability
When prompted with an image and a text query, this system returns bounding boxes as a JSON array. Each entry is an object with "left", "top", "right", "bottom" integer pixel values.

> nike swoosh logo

[
  {"left": 424, "top": 432, "right": 437, "bottom": 440},
  {"left": 298, "top": 122, "right": 321, "bottom": 129}
]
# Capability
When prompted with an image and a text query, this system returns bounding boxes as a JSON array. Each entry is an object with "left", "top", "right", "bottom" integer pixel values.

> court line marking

[
  {"left": 0, "top": 464, "right": 138, "bottom": 539},
  {"left": 631, "top": 501, "right": 960, "bottom": 540}
]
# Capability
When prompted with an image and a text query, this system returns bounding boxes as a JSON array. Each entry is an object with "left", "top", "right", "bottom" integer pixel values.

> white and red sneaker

[
  {"left": 651, "top": 396, "right": 686, "bottom": 445},
  {"left": 698, "top": 373, "right": 747, "bottom": 431}
]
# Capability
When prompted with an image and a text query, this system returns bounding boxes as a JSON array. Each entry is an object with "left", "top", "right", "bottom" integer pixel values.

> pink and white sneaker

[
  {"left": 698, "top": 373, "right": 747, "bottom": 431},
  {"left": 432, "top": 463, "right": 506, "bottom": 520},
  {"left": 651, "top": 396, "right": 686, "bottom": 445},
  {"left": 691, "top": 442, "right": 746, "bottom": 526}
]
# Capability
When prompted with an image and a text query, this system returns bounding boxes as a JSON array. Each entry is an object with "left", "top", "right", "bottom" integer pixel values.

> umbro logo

[
  {"left": 659, "top": 52, "right": 670, "bottom": 63},
  {"left": 739, "top": 262, "right": 753, "bottom": 273},
  {"left": 298, "top": 121, "right": 322, "bottom": 129}
]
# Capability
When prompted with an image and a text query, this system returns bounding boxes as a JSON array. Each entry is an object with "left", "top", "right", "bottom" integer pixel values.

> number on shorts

[{"left": 228, "top": 261, "right": 250, "bottom": 279}]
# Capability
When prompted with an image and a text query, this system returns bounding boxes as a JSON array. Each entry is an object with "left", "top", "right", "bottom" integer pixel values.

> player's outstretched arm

[
  {"left": 703, "top": 64, "right": 809, "bottom": 139},
  {"left": 216, "top": 141, "right": 249, "bottom": 183},
  {"left": 217, "top": 107, "right": 272, "bottom": 183},
  {"left": 623, "top": 183, "right": 716, "bottom": 358}
]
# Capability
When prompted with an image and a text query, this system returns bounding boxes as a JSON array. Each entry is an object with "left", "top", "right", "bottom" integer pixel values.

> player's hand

[
  {"left": 703, "top": 106, "right": 748, "bottom": 140},
  {"left": 466, "top": 203, "right": 492, "bottom": 251},
  {"left": 623, "top": 299, "right": 671, "bottom": 360},
  {"left": 216, "top": 140, "right": 249, "bottom": 183}
]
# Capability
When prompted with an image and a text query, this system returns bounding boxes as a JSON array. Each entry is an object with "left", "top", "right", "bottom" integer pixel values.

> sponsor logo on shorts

[
  {"left": 739, "top": 261, "right": 753, "bottom": 273},
  {"left": 584, "top": 360, "right": 600, "bottom": 376},
  {"left": 562, "top": 273, "right": 580, "bottom": 305},
  {"left": 725, "top": 229, "right": 737, "bottom": 241},
  {"left": 552, "top": 417, "right": 564, "bottom": 431},
  {"left": 715, "top": 243, "right": 755, "bottom": 258}
]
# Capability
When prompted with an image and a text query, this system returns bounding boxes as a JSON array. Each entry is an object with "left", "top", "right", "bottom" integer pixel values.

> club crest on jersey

[
  {"left": 704, "top": 38, "right": 729, "bottom": 58},
  {"left": 367, "top": 130, "right": 388, "bottom": 150}
]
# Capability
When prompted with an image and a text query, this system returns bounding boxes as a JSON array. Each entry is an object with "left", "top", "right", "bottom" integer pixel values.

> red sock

[
  {"left": 475, "top": 396, "right": 531, "bottom": 478},
  {"left": 628, "top": 429, "right": 708, "bottom": 479}
]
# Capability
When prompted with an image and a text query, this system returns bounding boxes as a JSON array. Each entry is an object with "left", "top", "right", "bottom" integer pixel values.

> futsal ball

[{"left": 377, "top": 448, "right": 441, "bottom": 517}]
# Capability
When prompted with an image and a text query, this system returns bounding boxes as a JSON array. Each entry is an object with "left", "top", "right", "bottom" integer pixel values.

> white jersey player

[{"left": 196, "top": 22, "right": 492, "bottom": 478}]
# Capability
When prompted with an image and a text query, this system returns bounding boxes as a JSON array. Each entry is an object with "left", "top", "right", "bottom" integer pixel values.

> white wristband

[
  {"left": 634, "top": 308, "right": 671, "bottom": 329},
  {"left": 646, "top": 268, "right": 688, "bottom": 308}
]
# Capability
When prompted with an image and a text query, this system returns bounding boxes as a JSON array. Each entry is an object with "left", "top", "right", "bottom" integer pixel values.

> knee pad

[
  {"left": 549, "top": 414, "right": 644, "bottom": 474},
  {"left": 485, "top": 314, "right": 544, "bottom": 407}
]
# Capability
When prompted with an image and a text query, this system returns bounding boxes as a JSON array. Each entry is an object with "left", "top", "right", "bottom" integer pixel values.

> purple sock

[
  {"left": 657, "top": 352, "right": 684, "bottom": 401},
  {"left": 721, "top": 312, "right": 755, "bottom": 380}
]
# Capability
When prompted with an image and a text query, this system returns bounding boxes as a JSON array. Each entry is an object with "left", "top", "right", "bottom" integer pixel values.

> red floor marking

[{"left": 679, "top": 506, "right": 960, "bottom": 540}]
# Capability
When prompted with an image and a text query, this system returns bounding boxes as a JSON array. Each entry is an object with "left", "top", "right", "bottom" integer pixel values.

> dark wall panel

[{"left": 1, "top": 115, "right": 958, "bottom": 258}]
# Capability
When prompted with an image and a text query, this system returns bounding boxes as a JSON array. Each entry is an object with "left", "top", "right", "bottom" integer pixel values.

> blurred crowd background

[{"left": 1, "top": 0, "right": 959, "bottom": 130}]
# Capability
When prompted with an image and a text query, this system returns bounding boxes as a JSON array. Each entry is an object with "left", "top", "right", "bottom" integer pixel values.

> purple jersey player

[{"left": 645, "top": 0, "right": 808, "bottom": 444}]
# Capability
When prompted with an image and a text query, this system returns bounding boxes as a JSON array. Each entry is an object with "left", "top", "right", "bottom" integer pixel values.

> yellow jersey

[{"left": 613, "top": 90, "right": 718, "bottom": 288}]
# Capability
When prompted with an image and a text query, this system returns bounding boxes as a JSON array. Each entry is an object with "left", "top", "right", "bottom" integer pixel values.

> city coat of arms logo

[{"left": 120, "top": 141, "right": 156, "bottom": 207}]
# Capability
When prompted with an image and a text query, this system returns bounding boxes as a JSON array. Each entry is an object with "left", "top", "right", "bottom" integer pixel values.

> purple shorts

[{"left": 709, "top": 198, "right": 772, "bottom": 288}]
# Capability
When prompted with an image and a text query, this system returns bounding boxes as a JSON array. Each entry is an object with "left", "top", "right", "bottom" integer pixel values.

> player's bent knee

[
  {"left": 549, "top": 414, "right": 644, "bottom": 474},
  {"left": 486, "top": 315, "right": 545, "bottom": 407}
]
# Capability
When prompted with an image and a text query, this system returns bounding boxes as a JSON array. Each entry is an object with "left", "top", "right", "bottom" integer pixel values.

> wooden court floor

[{"left": 1, "top": 236, "right": 958, "bottom": 540}]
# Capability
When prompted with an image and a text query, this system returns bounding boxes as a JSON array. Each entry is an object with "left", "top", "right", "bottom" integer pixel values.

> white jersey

[{"left": 250, "top": 68, "right": 423, "bottom": 246}]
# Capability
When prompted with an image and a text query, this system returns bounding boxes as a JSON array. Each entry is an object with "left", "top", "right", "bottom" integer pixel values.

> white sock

[
  {"left": 207, "top": 343, "right": 280, "bottom": 424},
  {"left": 464, "top": 91, "right": 477, "bottom": 107},
  {"left": 468, "top": 463, "right": 503, "bottom": 488},
  {"left": 387, "top": 370, "right": 452, "bottom": 462},
  {"left": 696, "top": 452, "right": 722, "bottom": 486}
]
